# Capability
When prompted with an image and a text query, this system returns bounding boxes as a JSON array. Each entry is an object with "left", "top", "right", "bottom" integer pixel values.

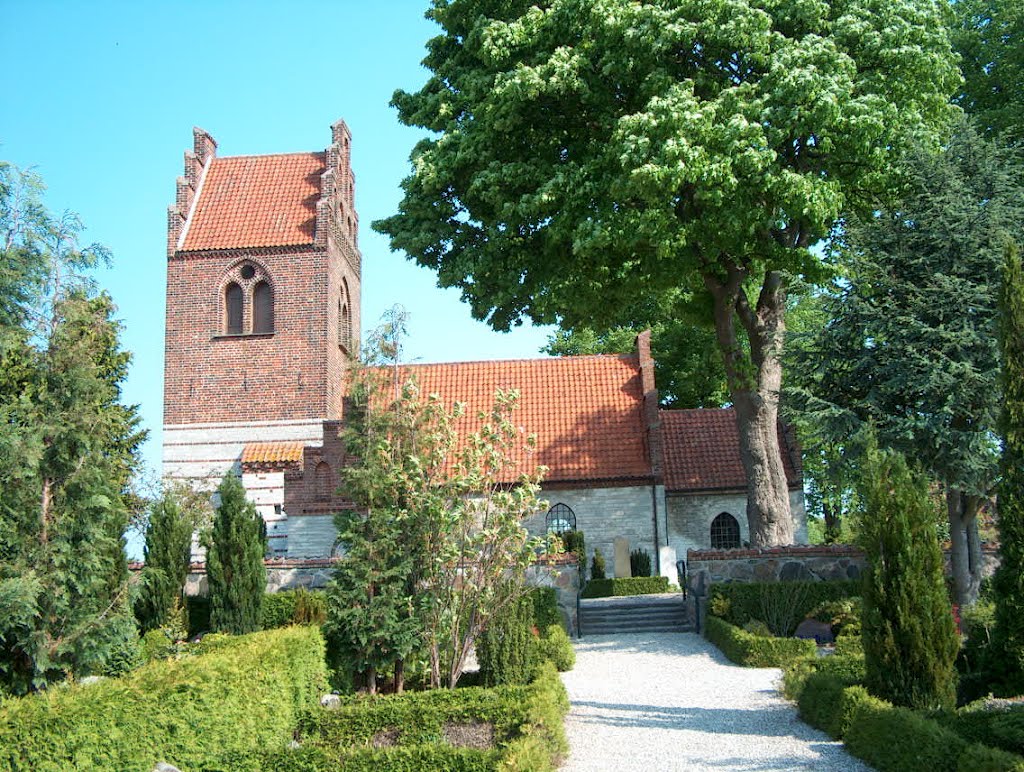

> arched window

[
  {"left": 339, "top": 279, "right": 352, "bottom": 351},
  {"left": 545, "top": 503, "right": 576, "bottom": 534},
  {"left": 252, "top": 281, "right": 273, "bottom": 334},
  {"left": 225, "top": 282, "right": 243, "bottom": 335},
  {"left": 314, "top": 462, "right": 332, "bottom": 501},
  {"left": 710, "top": 512, "right": 741, "bottom": 549}
]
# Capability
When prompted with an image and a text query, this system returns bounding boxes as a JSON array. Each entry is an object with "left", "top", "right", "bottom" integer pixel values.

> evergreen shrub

[
  {"left": 530, "top": 587, "right": 562, "bottom": 632},
  {"left": 590, "top": 548, "right": 606, "bottom": 580},
  {"left": 207, "top": 474, "right": 266, "bottom": 635},
  {"left": 858, "top": 440, "right": 959, "bottom": 711},
  {"left": 477, "top": 596, "right": 534, "bottom": 686},
  {"left": 285, "top": 660, "right": 569, "bottom": 772},
  {"left": 843, "top": 692, "right": 967, "bottom": 772},
  {"left": 0, "top": 626, "right": 327, "bottom": 772},
  {"left": 533, "top": 625, "right": 575, "bottom": 672},
  {"left": 955, "top": 744, "right": 1024, "bottom": 772},
  {"left": 935, "top": 701, "right": 1024, "bottom": 757},
  {"left": 703, "top": 616, "right": 815, "bottom": 667},
  {"left": 708, "top": 580, "right": 860, "bottom": 635},
  {"left": 630, "top": 548, "right": 652, "bottom": 577},
  {"left": 581, "top": 576, "right": 669, "bottom": 598},
  {"left": 559, "top": 531, "right": 585, "bottom": 568}
]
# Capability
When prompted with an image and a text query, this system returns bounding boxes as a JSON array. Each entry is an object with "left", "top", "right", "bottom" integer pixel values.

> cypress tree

[
  {"left": 207, "top": 474, "right": 266, "bottom": 635},
  {"left": 994, "top": 242, "right": 1024, "bottom": 693},
  {"left": 136, "top": 491, "right": 193, "bottom": 633},
  {"left": 858, "top": 433, "right": 959, "bottom": 710}
]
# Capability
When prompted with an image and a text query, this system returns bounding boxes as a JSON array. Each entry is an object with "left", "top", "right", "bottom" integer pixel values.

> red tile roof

[
  {"left": 180, "top": 152, "right": 325, "bottom": 251},
  {"left": 242, "top": 441, "right": 305, "bottom": 466},
  {"left": 390, "top": 355, "right": 653, "bottom": 484},
  {"left": 661, "top": 408, "right": 801, "bottom": 492}
]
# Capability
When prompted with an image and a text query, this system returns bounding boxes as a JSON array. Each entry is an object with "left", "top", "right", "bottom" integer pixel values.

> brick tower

[{"left": 163, "top": 121, "right": 360, "bottom": 556}]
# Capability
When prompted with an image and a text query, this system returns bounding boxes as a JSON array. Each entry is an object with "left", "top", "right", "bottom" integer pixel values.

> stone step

[
  {"left": 582, "top": 621, "right": 694, "bottom": 635},
  {"left": 580, "top": 608, "right": 686, "bottom": 621},
  {"left": 578, "top": 593, "right": 692, "bottom": 636}
]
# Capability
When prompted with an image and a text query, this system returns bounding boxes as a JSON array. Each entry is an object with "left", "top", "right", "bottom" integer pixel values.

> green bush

[
  {"left": 630, "top": 548, "right": 652, "bottom": 577},
  {"left": 834, "top": 634, "right": 864, "bottom": 658},
  {"left": 708, "top": 580, "right": 860, "bottom": 636},
  {"left": 843, "top": 691, "right": 967, "bottom": 772},
  {"left": 293, "top": 587, "right": 327, "bottom": 625},
  {"left": 530, "top": 587, "right": 562, "bottom": 632},
  {"left": 704, "top": 616, "right": 815, "bottom": 668},
  {"left": 590, "top": 548, "right": 606, "bottom": 580},
  {"left": 581, "top": 576, "right": 670, "bottom": 598},
  {"left": 292, "top": 660, "right": 569, "bottom": 772},
  {"left": 808, "top": 597, "right": 863, "bottom": 638},
  {"left": 262, "top": 590, "right": 299, "bottom": 629},
  {"left": 478, "top": 596, "right": 534, "bottom": 687},
  {"left": 935, "top": 701, "right": 1024, "bottom": 757},
  {"left": 0, "top": 626, "right": 327, "bottom": 772},
  {"left": 533, "top": 625, "right": 575, "bottom": 672},
  {"left": 560, "top": 531, "right": 585, "bottom": 568},
  {"left": 783, "top": 653, "right": 865, "bottom": 704},
  {"left": 956, "top": 743, "right": 1024, "bottom": 771}
]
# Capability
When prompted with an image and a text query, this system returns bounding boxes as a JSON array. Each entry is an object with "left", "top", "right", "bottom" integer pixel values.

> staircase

[{"left": 578, "top": 593, "right": 693, "bottom": 635}]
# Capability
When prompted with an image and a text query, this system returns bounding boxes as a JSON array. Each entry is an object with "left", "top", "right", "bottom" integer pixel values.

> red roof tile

[
  {"left": 388, "top": 355, "right": 653, "bottom": 484},
  {"left": 180, "top": 152, "right": 325, "bottom": 251},
  {"left": 661, "top": 408, "right": 801, "bottom": 492},
  {"left": 242, "top": 441, "right": 305, "bottom": 466}
]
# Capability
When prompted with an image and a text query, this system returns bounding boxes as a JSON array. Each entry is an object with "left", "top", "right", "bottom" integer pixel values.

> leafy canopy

[{"left": 377, "top": 0, "right": 959, "bottom": 332}]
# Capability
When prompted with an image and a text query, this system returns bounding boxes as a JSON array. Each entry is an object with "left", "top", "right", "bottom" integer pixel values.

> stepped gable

[
  {"left": 395, "top": 354, "right": 653, "bottom": 484},
  {"left": 661, "top": 408, "right": 802, "bottom": 492},
  {"left": 179, "top": 151, "right": 326, "bottom": 251}
]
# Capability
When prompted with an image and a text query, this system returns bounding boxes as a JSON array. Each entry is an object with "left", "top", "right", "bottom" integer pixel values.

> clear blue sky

[{"left": 1, "top": 1, "right": 556, "bottom": 478}]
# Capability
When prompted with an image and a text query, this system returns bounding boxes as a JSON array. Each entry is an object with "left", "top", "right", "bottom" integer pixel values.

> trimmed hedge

[
  {"left": 844, "top": 691, "right": 967, "bottom": 772},
  {"left": 0, "top": 626, "right": 327, "bottom": 772},
  {"left": 185, "top": 589, "right": 328, "bottom": 636},
  {"left": 956, "top": 744, "right": 1024, "bottom": 771},
  {"left": 708, "top": 580, "right": 860, "bottom": 635},
  {"left": 934, "top": 701, "right": 1024, "bottom": 757},
  {"left": 280, "top": 660, "right": 569, "bottom": 771},
  {"left": 704, "top": 616, "right": 815, "bottom": 667},
  {"left": 581, "top": 576, "right": 670, "bottom": 598}
]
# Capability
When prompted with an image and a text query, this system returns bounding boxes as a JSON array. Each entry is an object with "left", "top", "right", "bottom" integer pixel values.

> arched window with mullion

[
  {"left": 253, "top": 281, "right": 273, "bottom": 334},
  {"left": 225, "top": 282, "right": 243, "bottom": 335}
]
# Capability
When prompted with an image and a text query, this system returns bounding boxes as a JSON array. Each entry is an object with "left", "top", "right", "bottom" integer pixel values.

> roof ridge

[
  {"left": 394, "top": 352, "right": 639, "bottom": 369},
  {"left": 213, "top": 150, "right": 327, "bottom": 161}
]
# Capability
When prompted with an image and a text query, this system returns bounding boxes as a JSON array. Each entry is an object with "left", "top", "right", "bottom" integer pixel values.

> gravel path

[{"left": 559, "top": 632, "right": 873, "bottom": 772}]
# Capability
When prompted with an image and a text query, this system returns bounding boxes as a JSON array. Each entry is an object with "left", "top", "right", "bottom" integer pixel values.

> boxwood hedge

[
  {"left": 0, "top": 626, "right": 326, "bottom": 772},
  {"left": 581, "top": 576, "right": 671, "bottom": 598},
  {"left": 704, "top": 615, "right": 815, "bottom": 667}
]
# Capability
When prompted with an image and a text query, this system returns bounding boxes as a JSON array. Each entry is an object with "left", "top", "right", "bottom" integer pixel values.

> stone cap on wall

[
  {"left": 687, "top": 544, "right": 865, "bottom": 561},
  {"left": 130, "top": 553, "right": 579, "bottom": 573}
]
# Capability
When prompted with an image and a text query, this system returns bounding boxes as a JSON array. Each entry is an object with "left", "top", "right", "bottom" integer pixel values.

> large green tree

[
  {"left": 206, "top": 474, "right": 266, "bottom": 635},
  {"left": 993, "top": 242, "right": 1024, "bottom": 693},
  {"left": 0, "top": 163, "right": 145, "bottom": 693},
  {"left": 376, "top": 0, "right": 959, "bottom": 545},
  {"left": 952, "top": 0, "right": 1023, "bottom": 145},
  {"left": 786, "top": 121, "right": 1024, "bottom": 605}
]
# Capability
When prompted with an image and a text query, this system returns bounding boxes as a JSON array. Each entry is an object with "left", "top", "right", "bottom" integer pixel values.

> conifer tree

[
  {"left": 207, "top": 474, "right": 266, "bottom": 635},
  {"left": 136, "top": 489, "right": 194, "bottom": 633},
  {"left": 994, "top": 242, "right": 1024, "bottom": 693},
  {"left": 858, "top": 433, "right": 959, "bottom": 710}
]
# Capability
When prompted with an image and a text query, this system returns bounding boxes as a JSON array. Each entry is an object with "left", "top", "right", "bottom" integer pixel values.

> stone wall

[
  {"left": 177, "top": 556, "right": 583, "bottom": 635},
  {"left": 525, "top": 484, "right": 659, "bottom": 577},
  {"left": 685, "top": 544, "right": 866, "bottom": 598},
  {"left": 666, "top": 489, "right": 807, "bottom": 559}
]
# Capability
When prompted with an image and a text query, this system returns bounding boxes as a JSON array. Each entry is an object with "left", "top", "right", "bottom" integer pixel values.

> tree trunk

[
  {"left": 394, "top": 658, "right": 404, "bottom": 694},
  {"left": 823, "top": 500, "right": 840, "bottom": 544},
  {"left": 366, "top": 664, "right": 377, "bottom": 695},
  {"left": 429, "top": 642, "right": 441, "bottom": 689},
  {"left": 705, "top": 266, "right": 793, "bottom": 546},
  {"left": 948, "top": 488, "right": 983, "bottom": 607}
]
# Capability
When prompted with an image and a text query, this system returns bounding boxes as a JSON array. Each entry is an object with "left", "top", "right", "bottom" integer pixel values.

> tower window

[
  {"left": 225, "top": 282, "right": 243, "bottom": 335},
  {"left": 545, "top": 503, "right": 576, "bottom": 534},
  {"left": 253, "top": 281, "right": 273, "bottom": 334},
  {"left": 710, "top": 512, "right": 741, "bottom": 549}
]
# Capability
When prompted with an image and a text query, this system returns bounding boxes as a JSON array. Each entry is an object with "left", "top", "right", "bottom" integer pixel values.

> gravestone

[
  {"left": 659, "top": 546, "right": 677, "bottom": 583},
  {"left": 614, "top": 537, "right": 631, "bottom": 578}
]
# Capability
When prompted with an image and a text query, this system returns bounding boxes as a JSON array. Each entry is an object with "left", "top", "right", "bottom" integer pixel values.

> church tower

[{"left": 163, "top": 120, "right": 360, "bottom": 557}]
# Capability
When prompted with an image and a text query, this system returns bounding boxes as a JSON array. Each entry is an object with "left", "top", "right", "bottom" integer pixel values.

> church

[{"left": 162, "top": 120, "right": 807, "bottom": 577}]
